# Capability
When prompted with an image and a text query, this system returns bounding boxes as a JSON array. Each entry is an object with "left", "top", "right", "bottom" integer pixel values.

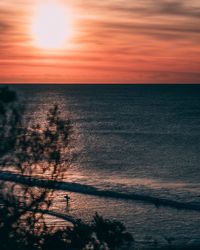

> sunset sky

[{"left": 0, "top": 0, "right": 200, "bottom": 83}]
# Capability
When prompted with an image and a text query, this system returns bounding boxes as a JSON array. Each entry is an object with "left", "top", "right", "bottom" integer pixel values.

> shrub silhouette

[
  {"left": 91, "top": 213, "right": 133, "bottom": 249},
  {"left": 0, "top": 87, "right": 73, "bottom": 249},
  {"left": 41, "top": 214, "right": 133, "bottom": 250},
  {"left": 0, "top": 87, "right": 134, "bottom": 250}
]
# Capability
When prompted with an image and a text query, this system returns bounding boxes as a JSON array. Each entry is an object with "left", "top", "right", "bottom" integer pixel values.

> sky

[{"left": 0, "top": 0, "right": 200, "bottom": 83}]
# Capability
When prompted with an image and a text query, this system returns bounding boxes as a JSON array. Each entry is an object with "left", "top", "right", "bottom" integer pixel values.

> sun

[{"left": 32, "top": 2, "right": 72, "bottom": 50}]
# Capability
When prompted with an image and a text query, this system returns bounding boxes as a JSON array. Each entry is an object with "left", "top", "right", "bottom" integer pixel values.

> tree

[
  {"left": 0, "top": 87, "right": 73, "bottom": 249},
  {"left": 0, "top": 87, "right": 133, "bottom": 250}
]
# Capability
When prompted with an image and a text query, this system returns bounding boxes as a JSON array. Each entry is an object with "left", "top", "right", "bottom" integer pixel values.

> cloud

[
  {"left": 75, "top": 0, "right": 200, "bottom": 19},
  {"left": 153, "top": 1, "right": 200, "bottom": 18},
  {"left": 0, "top": 0, "right": 200, "bottom": 83},
  {"left": 76, "top": 0, "right": 200, "bottom": 41},
  {"left": 0, "top": 21, "right": 11, "bottom": 32}
]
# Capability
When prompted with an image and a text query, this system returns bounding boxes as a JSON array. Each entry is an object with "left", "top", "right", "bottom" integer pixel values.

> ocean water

[{"left": 9, "top": 84, "right": 200, "bottom": 248}]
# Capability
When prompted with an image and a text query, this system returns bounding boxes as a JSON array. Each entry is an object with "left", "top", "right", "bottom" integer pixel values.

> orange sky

[{"left": 0, "top": 0, "right": 200, "bottom": 83}]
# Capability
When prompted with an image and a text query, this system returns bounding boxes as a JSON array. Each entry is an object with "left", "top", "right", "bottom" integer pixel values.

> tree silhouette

[
  {"left": 0, "top": 87, "right": 73, "bottom": 249},
  {"left": 0, "top": 87, "right": 133, "bottom": 250}
]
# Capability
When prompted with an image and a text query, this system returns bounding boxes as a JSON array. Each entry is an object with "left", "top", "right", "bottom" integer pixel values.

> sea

[{"left": 6, "top": 84, "right": 200, "bottom": 248}]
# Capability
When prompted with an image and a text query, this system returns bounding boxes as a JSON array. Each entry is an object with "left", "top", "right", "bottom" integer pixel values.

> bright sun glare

[{"left": 32, "top": 2, "right": 72, "bottom": 49}]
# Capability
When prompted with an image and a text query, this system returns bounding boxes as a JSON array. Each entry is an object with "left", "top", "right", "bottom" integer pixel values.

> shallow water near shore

[{"left": 7, "top": 84, "right": 200, "bottom": 248}]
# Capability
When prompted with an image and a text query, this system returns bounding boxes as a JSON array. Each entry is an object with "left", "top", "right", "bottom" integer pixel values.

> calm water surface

[{"left": 10, "top": 84, "right": 200, "bottom": 248}]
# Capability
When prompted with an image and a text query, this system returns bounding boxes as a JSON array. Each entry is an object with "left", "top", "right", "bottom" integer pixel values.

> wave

[{"left": 0, "top": 171, "right": 200, "bottom": 212}]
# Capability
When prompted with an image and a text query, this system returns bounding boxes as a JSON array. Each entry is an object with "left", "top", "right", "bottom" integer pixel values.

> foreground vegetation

[{"left": 0, "top": 87, "right": 133, "bottom": 250}]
